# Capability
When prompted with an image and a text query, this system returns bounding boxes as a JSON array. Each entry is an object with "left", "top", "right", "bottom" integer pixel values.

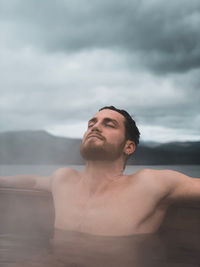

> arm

[
  {"left": 0, "top": 174, "right": 52, "bottom": 192},
  {"left": 158, "top": 170, "right": 200, "bottom": 203}
]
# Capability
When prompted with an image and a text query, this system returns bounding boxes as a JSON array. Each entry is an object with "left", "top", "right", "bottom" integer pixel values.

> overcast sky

[{"left": 0, "top": 0, "right": 200, "bottom": 143}]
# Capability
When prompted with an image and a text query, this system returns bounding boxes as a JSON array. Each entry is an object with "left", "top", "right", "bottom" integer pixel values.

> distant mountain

[
  {"left": 0, "top": 130, "right": 200, "bottom": 165},
  {"left": 0, "top": 130, "right": 83, "bottom": 164},
  {"left": 129, "top": 141, "right": 200, "bottom": 165}
]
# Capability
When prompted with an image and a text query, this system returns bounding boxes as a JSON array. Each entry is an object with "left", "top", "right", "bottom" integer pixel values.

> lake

[
  {"left": 0, "top": 164, "right": 200, "bottom": 177},
  {"left": 1, "top": 164, "right": 200, "bottom": 266}
]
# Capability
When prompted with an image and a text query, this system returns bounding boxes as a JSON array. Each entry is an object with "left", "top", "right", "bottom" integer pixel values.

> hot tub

[{"left": 1, "top": 187, "right": 200, "bottom": 266}]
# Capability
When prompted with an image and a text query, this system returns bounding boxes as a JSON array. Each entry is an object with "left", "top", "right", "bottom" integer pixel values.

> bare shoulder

[
  {"left": 52, "top": 167, "right": 80, "bottom": 185},
  {"left": 130, "top": 168, "right": 184, "bottom": 197},
  {"left": 53, "top": 167, "right": 76, "bottom": 177},
  {"left": 133, "top": 168, "right": 186, "bottom": 182},
  {"left": 131, "top": 168, "right": 161, "bottom": 181}
]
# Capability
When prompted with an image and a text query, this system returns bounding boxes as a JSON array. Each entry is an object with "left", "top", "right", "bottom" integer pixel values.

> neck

[{"left": 80, "top": 159, "right": 125, "bottom": 195}]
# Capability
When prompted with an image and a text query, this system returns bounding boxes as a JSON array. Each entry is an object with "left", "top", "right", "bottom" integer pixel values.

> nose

[
  {"left": 90, "top": 122, "right": 102, "bottom": 133},
  {"left": 91, "top": 125, "right": 101, "bottom": 132}
]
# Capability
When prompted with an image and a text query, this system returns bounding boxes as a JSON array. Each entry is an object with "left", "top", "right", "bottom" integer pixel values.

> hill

[{"left": 0, "top": 131, "right": 199, "bottom": 165}]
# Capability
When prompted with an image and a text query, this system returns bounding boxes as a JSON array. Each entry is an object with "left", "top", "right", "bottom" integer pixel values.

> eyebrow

[{"left": 88, "top": 117, "right": 119, "bottom": 126}]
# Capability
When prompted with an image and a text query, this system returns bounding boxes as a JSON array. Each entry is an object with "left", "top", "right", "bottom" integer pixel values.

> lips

[{"left": 86, "top": 134, "right": 104, "bottom": 140}]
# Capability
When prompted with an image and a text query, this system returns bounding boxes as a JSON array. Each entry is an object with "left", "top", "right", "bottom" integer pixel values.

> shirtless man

[{"left": 1, "top": 106, "right": 200, "bottom": 236}]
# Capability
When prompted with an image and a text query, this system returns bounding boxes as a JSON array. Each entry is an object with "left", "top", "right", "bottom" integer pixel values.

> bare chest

[{"left": 52, "top": 183, "right": 166, "bottom": 235}]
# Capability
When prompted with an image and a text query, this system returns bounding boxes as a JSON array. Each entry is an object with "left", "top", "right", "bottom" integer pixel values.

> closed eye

[
  {"left": 105, "top": 123, "right": 115, "bottom": 128},
  {"left": 87, "top": 117, "right": 118, "bottom": 128},
  {"left": 88, "top": 124, "right": 94, "bottom": 128}
]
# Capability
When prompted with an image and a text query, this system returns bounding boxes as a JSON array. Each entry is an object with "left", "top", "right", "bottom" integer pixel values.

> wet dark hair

[{"left": 99, "top": 106, "right": 140, "bottom": 146}]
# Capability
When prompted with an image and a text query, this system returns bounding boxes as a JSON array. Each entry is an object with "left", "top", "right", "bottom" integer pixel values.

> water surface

[
  {"left": 1, "top": 164, "right": 200, "bottom": 177},
  {"left": 0, "top": 165, "right": 200, "bottom": 266}
]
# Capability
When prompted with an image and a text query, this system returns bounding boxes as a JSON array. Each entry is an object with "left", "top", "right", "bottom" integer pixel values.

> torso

[{"left": 51, "top": 168, "right": 170, "bottom": 236}]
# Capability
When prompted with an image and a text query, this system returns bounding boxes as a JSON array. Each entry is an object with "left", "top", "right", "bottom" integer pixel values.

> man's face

[{"left": 80, "top": 109, "right": 127, "bottom": 161}]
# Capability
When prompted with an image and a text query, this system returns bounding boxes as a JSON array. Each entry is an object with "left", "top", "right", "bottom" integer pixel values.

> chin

[
  {"left": 80, "top": 144, "right": 104, "bottom": 161},
  {"left": 80, "top": 143, "right": 122, "bottom": 162}
]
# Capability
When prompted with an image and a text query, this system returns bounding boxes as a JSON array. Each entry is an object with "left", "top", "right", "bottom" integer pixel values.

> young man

[{"left": 0, "top": 106, "right": 200, "bottom": 236}]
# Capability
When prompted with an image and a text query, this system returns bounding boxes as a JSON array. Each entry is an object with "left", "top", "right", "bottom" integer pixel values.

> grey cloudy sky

[{"left": 0, "top": 0, "right": 200, "bottom": 142}]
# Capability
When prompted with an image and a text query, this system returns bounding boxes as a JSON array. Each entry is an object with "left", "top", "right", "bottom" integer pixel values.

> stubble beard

[{"left": 80, "top": 138, "right": 126, "bottom": 162}]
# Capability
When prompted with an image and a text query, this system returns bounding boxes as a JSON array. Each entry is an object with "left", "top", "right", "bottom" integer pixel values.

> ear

[{"left": 123, "top": 140, "right": 136, "bottom": 155}]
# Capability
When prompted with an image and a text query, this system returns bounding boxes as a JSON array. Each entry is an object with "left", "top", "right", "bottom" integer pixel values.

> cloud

[
  {"left": 0, "top": 0, "right": 200, "bottom": 142},
  {"left": 0, "top": 45, "right": 199, "bottom": 137},
  {"left": 1, "top": 0, "right": 200, "bottom": 73},
  {"left": 140, "top": 124, "right": 200, "bottom": 143}
]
